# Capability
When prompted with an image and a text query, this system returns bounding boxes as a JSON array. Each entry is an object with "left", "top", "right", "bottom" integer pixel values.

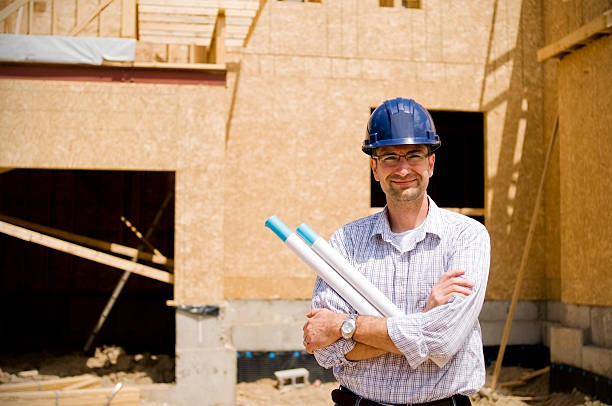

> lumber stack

[{"left": 0, "top": 375, "right": 139, "bottom": 406}]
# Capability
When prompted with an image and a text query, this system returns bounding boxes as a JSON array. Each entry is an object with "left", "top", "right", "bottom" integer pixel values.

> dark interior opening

[{"left": 0, "top": 169, "right": 175, "bottom": 357}]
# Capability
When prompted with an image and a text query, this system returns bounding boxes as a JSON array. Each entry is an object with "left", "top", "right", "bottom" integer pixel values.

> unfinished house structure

[{"left": 0, "top": 0, "right": 610, "bottom": 404}]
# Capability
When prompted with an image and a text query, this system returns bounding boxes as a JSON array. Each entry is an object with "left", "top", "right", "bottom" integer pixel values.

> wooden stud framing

[
  {"left": 207, "top": 8, "right": 225, "bottom": 64},
  {"left": 120, "top": 0, "right": 136, "bottom": 38},
  {"left": 0, "top": 0, "right": 30, "bottom": 23},
  {"left": 67, "top": 0, "right": 115, "bottom": 36}
]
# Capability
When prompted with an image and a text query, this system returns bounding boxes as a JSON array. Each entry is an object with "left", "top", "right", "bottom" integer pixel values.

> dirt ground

[{"left": 0, "top": 346, "right": 609, "bottom": 406}]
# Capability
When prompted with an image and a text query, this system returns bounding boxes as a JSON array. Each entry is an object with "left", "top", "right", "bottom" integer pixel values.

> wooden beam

[
  {"left": 244, "top": 0, "right": 266, "bottom": 48},
  {"left": 0, "top": 386, "right": 139, "bottom": 406},
  {"left": 67, "top": 0, "right": 115, "bottom": 36},
  {"left": 103, "top": 60, "right": 226, "bottom": 71},
  {"left": 489, "top": 116, "right": 558, "bottom": 391},
  {"left": 441, "top": 207, "right": 485, "bottom": 217},
  {"left": 0, "top": 214, "right": 173, "bottom": 268},
  {"left": 0, "top": 375, "right": 100, "bottom": 393},
  {"left": 0, "top": 220, "right": 174, "bottom": 284},
  {"left": 120, "top": 0, "right": 136, "bottom": 38},
  {"left": 0, "top": 0, "right": 29, "bottom": 23},
  {"left": 207, "top": 8, "right": 225, "bottom": 63},
  {"left": 537, "top": 9, "right": 612, "bottom": 62}
]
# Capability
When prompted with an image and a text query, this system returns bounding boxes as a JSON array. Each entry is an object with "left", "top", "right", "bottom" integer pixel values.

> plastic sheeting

[{"left": 0, "top": 34, "right": 135, "bottom": 65}]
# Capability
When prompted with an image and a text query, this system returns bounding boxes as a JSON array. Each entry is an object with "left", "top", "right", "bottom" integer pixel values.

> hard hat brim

[{"left": 362, "top": 137, "right": 441, "bottom": 155}]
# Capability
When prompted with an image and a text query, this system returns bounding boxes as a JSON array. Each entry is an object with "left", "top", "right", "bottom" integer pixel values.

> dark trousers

[{"left": 331, "top": 386, "right": 472, "bottom": 406}]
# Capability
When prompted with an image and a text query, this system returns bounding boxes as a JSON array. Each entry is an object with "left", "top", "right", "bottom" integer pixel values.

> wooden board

[
  {"left": 0, "top": 220, "right": 174, "bottom": 284},
  {"left": 0, "top": 386, "right": 139, "bottom": 406},
  {"left": 537, "top": 9, "right": 612, "bottom": 61},
  {"left": 0, "top": 375, "right": 100, "bottom": 393}
]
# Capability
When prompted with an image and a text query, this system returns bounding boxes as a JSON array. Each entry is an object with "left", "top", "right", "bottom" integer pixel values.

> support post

[{"left": 490, "top": 115, "right": 559, "bottom": 390}]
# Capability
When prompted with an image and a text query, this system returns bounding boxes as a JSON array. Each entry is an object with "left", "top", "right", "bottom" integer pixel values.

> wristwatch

[{"left": 340, "top": 313, "right": 357, "bottom": 340}]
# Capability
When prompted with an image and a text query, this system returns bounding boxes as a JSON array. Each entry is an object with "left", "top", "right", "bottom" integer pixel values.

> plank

[
  {"left": 489, "top": 116, "right": 558, "bottom": 391},
  {"left": 0, "top": 386, "right": 139, "bottom": 406},
  {"left": 139, "top": 21, "right": 215, "bottom": 33},
  {"left": 0, "top": 214, "right": 173, "bottom": 268},
  {"left": 67, "top": 0, "right": 115, "bottom": 36},
  {"left": 537, "top": 9, "right": 612, "bottom": 61},
  {"left": 0, "top": 375, "right": 100, "bottom": 393},
  {"left": 139, "top": 12, "right": 216, "bottom": 24},
  {"left": 138, "top": 5, "right": 219, "bottom": 15},
  {"left": 0, "top": 0, "right": 29, "bottom": 22},
  {"left": 141, "top": 0, "right": 259, "bottom": 10},
  {"left": 139, "top": 34, "right": 212, "bottom": 46},
  {"left": 441, "top": 207, "right": 485, "bottom": 216},
  {"left": 121, "top": 0, "right": 137, "bottom": 38},
  {"left": 0, "top": 220, "right": 174, "bottom": 284}
]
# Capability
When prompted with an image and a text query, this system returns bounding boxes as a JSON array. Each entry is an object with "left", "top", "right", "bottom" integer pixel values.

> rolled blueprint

[
  {"left": 297, "top": 223, "right": 403, "bottom": 317},
  {"left": 265, "top": 216, "right": 381, "bottom": 316}
]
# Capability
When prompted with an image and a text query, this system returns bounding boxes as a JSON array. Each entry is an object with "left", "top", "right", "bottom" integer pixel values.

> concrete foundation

[{"left": 172, "top": 305, "right": 236, "bottom": 406}]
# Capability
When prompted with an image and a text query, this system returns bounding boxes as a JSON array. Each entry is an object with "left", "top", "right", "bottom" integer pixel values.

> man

[{"left": 302, "top": 98, "right": 490, "bottom": 406}]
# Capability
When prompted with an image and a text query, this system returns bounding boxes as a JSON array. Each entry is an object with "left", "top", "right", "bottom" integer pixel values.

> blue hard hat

[{"left": 362, "top": 98, "right": 441, "bottom": 155}]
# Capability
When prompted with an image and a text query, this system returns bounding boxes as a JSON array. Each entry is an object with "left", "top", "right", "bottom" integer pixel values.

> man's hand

[
  {"left": 424, "top": 269, "right": 474, "bottom": 312},
  {"left": 302, "top": 308, "right": 345, "bottom": 354}
]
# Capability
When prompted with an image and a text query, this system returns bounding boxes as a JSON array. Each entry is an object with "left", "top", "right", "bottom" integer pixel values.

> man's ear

[
  {"left": 370, "top": 158, "right": 380, "bottom": 182},
  {"left": 428, "top": 153, "right": 435, "bottom": 178}
]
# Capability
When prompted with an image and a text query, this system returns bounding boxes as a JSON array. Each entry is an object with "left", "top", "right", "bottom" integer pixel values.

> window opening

[
  {"left": 401, "top": 0, "right": 421, "bottom": 8},
  {"left": 369, "top": 110, "right": 485, "bottom": 224}
]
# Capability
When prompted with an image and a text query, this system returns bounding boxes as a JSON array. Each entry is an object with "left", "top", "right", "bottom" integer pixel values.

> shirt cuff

[
  {"left": 387, "top": 314, "right": 428, "bottom": 369},
  {"left": 314, "top": 338, "right": 357, "bottom": 368}
]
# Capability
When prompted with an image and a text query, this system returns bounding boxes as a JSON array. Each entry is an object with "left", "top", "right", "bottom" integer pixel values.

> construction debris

[
  {"left": 0, "top": 374, "right": 139, "bottom": 406},
  {"left": 500, "top": 366, "right": 551, "bottom": 389}
]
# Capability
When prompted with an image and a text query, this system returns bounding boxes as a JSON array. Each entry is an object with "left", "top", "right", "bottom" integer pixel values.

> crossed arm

[{"left": 302, "top": 269, "right": 475, "bottom": 361}]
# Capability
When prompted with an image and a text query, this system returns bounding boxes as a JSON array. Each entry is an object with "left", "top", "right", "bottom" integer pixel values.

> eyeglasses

[{"left": 372, "top": 151, "right": 430, "bottom": 167}]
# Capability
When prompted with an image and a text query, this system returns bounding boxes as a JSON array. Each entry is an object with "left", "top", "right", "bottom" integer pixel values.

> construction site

[{"left": 0, "top": 0, "right": 610, "bottom": 405}]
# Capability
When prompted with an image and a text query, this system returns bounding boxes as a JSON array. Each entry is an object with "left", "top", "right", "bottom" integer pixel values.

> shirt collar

[{"left": 371, "top": 196, "right": 443, "bottom": 249}]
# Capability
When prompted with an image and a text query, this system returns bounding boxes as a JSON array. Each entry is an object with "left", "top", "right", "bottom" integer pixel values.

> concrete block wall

[
  {"left": 547, "top": 303, "right": 612, "bottom": 379},
  {"left": 479, "top": 300, "right": 543, "bottom": 346},
  {"left": 173, "top": 306, "right": 236, "bottom": 406}
]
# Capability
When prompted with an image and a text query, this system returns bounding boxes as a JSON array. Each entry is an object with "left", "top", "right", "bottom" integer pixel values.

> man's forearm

[
  {"left": 353, "top": 315, "right": 401, "bottom": 355},
  {"left": 345, "top": 342, "right": 387, "bottom": 361}
]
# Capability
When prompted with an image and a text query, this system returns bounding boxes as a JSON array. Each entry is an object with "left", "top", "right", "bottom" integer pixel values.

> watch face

[{"left": 341, "top": 319, "right": 356, "bottom": 338}]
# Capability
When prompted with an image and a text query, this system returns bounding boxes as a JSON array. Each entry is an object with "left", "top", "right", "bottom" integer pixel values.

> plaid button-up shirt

[{"left": 312, "top": 197, "right": 490, "bottom": 404}]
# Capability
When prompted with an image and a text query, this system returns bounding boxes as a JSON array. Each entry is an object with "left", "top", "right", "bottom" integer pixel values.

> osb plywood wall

[
  {"left": 0, "top": 79, "right": 229, "bottom": 304},
  {"left": 541, "top": 0, "right": 612, "bottom": 307},
  {"left": 557, "top": 37, "right": 612, "bottom": 307},
  {"left": 224, "top": 0, "right": 547, "bottom": 301},
  {"left": 5, "top": 0, "right": 607, "bottom": 307}
]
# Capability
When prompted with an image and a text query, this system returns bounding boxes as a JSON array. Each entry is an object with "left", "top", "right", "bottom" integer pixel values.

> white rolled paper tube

[
  {"left": 297, "top": 223, "right": 404, "bottom": 317},
  {"left": 265, "top": 216, "right": 381, "bottom": 316}
]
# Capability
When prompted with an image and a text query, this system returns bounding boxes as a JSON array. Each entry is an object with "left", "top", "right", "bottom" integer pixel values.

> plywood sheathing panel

[
  {"left": 557, "top": 35, "right": 612, "bottom": 307},
  {"left": 540, "top": 0, "right": 612, "bottom": 304}
]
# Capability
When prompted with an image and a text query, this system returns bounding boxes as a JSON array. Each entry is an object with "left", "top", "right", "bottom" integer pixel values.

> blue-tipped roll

[
  {"left": 265, "top": 215, "right": 292, "bottom": 242},
  {"left": 296, "top": 223, "right": 320, "bottom": 245}
]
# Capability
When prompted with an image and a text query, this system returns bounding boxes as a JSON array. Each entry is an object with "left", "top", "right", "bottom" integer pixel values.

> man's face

[{"left": 370, "top": 144, "right": 435, "bottom": 206}]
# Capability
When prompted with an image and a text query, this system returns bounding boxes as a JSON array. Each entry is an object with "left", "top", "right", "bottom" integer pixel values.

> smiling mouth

[{"left": 392, "top": 178, "right": 417, "bottom": 187}]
